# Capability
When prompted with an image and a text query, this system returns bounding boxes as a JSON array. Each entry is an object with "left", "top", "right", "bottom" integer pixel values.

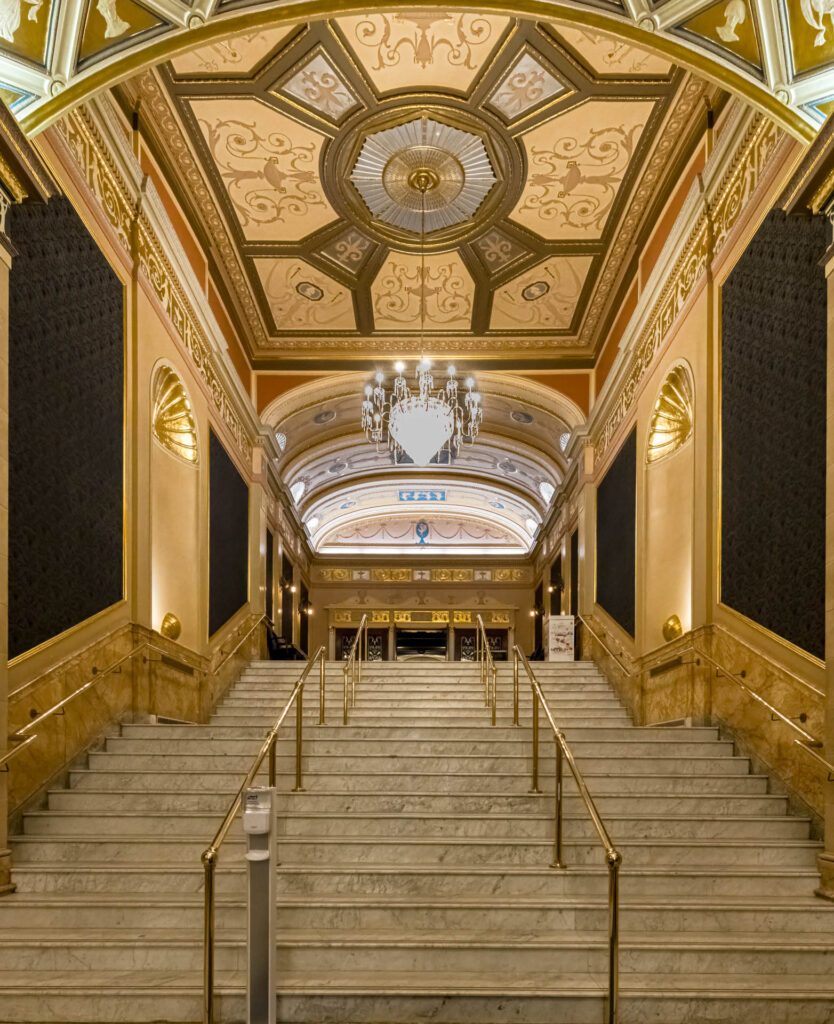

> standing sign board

[{"left": 545, "top": 615, "right": 575, "bottom": 661}]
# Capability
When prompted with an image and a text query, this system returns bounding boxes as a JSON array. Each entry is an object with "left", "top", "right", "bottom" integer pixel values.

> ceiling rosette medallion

[{"left": 351, "top": 115, "right": 497, "bottom": 233}]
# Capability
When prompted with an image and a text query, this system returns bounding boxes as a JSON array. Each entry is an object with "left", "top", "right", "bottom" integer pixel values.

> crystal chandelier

[{"left": 359, "top": 168, "right": 482, "bottom": 466}]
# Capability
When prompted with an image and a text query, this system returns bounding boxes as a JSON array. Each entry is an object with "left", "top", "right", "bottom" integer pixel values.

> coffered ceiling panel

[
  {"left": 118, "top": 11, "right": 718, "bottom": 364},
  {"left": 334, "top": 12, "right": 511, "bottom": 93},
  {"left": 510, "top": 99, "right": 656, "bottom": 240},
  {"left": 371, "top": 251, "right": 474, "bottom": 332},
  {"left": 170, "top": 26, "right": 296, "bottom": 76},
  {"left": 490, "top": 256, "right": 594, "bottom": 330},
  {"left": 551, "top": 24, "right": 674, "bottom": 75},
  {"left": 254, "top": 257, "right": 356, "bottom": 330},
  {"left": 189, "top": 97, "right": 336, "bottom": 241}
]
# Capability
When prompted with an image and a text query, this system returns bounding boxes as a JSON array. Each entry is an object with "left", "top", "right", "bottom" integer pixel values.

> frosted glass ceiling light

[{"left": 359, "top": 170, "right": 482, "bottom": 466}]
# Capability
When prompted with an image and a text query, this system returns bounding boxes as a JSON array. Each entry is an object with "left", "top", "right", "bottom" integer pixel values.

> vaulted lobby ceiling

[
  {"left": 116, "top": 12, "right": 723, "bottom": 364},
  {"left": 264, "top": 371, "right": 580, "bottom": 554}
]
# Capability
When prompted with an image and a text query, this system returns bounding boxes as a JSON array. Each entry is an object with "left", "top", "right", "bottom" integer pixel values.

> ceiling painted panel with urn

[{"left": 116, "top": 11, "right": 723, "bottom": 366}]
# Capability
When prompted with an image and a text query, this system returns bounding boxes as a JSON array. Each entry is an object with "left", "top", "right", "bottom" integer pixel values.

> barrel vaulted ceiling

[
  {"left": 114, "top": 11, "right": 724, "bottom": 364},
  {"left": 263, "top": 372, "right": 581, "bottom": 554}
]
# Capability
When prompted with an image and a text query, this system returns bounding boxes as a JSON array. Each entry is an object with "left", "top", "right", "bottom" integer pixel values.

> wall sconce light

[
  {"left": 529, "top": 609, "right": 537, "bottom": 618},
  {"left": 547, "top": 585, "right": 554, "bottom": 594},
  {"left": 290, "top": 584, "right": 297, "bottom": 594},
  {"left": 305, "top": 604, "right": 314, "bottom": 616}
]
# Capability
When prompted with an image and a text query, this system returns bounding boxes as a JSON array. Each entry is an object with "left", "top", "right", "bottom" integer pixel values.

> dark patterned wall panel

[
  {"left": 299, "top": 581, "right": 309, "bottom": 654},
  {"left": 570, "top": 530, "right": 578, "bottom": 617},
  {"left": 265, "top": 528, "right": 274, "bottom": 622},
  {"left": 281, "top": 552, "right": 294, "bottom": 642},
  {"left": 721, "top": 209, "right": 827, "bottom": 660},
  {"left": 8, "top": 198, "right": 124, "bottom": 659},
  {"left": 209, "top": 429, "right": 249, "bottom": 637},
  {"left": 596, "top": 429, "right": 636, "bottom": 637}
]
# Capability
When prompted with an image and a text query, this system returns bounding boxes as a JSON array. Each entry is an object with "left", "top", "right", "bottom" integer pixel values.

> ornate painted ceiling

[
  {"left": 1, "top": 0, "right": 831, "bottom": 138},
  {"left": 263, "top": 370, "right": 581, "bottom": 554},
  {"left": 112, "top": 11, "right": 723, "bottom": 363}
]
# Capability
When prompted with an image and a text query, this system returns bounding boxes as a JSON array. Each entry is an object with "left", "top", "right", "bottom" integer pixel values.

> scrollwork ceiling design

[{"left": 109, "top": 10, "right": 727, "bottom": 361}]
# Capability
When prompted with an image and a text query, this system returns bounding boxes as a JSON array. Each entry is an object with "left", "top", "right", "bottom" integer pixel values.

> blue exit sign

[{"left": 399, "top": 490, "right": 446, "bottom": 502}]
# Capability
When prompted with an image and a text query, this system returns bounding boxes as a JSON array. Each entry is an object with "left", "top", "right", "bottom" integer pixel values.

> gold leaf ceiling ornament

[
  {"left": 151, "top": 364, "right": 198, "bottom": 464},
  {"left": 646, "top": 363, "right": 694, "bottom": 464}
]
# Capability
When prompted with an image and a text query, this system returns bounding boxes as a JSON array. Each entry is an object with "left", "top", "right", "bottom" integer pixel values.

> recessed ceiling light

[
  {"left": 511, "top": 410, "right": 533, "bottom": 424},
  {"left": 539, "top": 481, "right": 555, "bottom": 502},
  {"left": 314, "top": 410, "right": 336, "bottom": 424},
  {"left": 290, "top": 481, "right": 305, "bottom": 503},
  {"left": 559, "top": 432, "right": 570, "bottom": 451}
]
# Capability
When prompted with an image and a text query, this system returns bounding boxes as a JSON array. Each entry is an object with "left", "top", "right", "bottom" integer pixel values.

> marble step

[
  {"left": 208, "top": 711, "right": 633, "bottom": 727},
  {"left": 44, "top": 787, "right": 790, "bottom": 817},
  {"left": 120, "top": 723, "right": 717, "bottom": 742},
  {"left": 2, "top": 928, "right": 833, "bottom": 975},
  {"left": 66, "top": 768, "right": 772, "bottom": 794},
  {"left": 221, "top": 694, "right": 623, "bottom": 707},
  {"left": 20, "top": 810, "right": 809, "bottom": 841},
  {"left": 9, "top": 834, "right": 821, "bottom": 867},
  {"left": 10, "top": 862, "right": 821, "bottom": 897},
  {"left": 3, "top": 970, "right": 834, "bottom": 1024},
  {"left": 84, "top": 751, "right": 752, "bottom": 775},
  {"left": 101, "top": 736, "right": 734, "bottom": 758},
  {"left": 3, "top": 893, "right": 833, "bottom": 934}
]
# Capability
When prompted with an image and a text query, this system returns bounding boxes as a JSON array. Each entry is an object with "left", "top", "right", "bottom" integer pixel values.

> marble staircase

[{"left": 1, "top": 659, "right": 833, "bottom": 1022}]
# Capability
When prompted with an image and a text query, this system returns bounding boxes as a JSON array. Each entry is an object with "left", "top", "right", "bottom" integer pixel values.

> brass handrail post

[
  {"left": 607, "top": 849, "right": 622, "bottom": 1024},
  {"left": 318, "top": 651, "right": 326, "bottom": 725},
  {"left": 343, "top": 664, "right": 349, "bottom": 726},
  {"left": 268, "top": 735, "right": 276, "bottom": 787},
  {"left": 551, "top": 737, "right": 564, "bottom": 868},
  {"left": 530, "top": 688, "right": 541, "bottom": 793},
  {"left": 513, "top": 649, "right": 519, "bottom": 726},
  {"left": 491, "top": 665, "right": 497, "bottom": 726},
  {"left": 293, "top": 683, "right": 304, "bottom": 792},
  {"left": 201, "top": 848, "right": 216, "bottom": 1024}
]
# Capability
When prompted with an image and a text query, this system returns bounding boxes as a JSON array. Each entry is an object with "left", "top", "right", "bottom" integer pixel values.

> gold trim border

[{"left": 20, "top": 2, "right": 814, "bottom": 142}]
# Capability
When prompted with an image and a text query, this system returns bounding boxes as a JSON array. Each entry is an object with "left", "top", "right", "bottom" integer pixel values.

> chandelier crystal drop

[
  {"left": 361, "top": 360, "right": 482, "bottom": 466},
  {"left": 358, "top": 164, "right": 482, "bottom": 466}
]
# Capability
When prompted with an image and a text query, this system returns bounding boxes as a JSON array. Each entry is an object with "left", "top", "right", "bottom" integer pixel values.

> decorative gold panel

[
  {"left": 78, "top": 0, "right": 162, "bottom": 64},
  {"left": 494, "top": 568, "right": 526, "bottom": 582},
  {"left": 371, "top": 610, "right": 390, "bottom": 623},
  {"left": 151, "top": 365, "right": 198, "bottom": 464},
  {"left": 431, "top": 611, "right": 450, "bottom": 623},
  {"left": 681, "top": 1, "right": 762, "bottom": 69},
  {"left": 394, "top": 611, "right": 412, "bottom": 623},
  {"left": 453, "top": 610, "right": 472, "bottom": 623},
  {"left": 646, "top": 364, "right": 694, "bottom": 464},
  {"left": 372, "top": 568, "right": 412, "bottom": 583},
  {"left": 319, "top": 567, "right": 351, "bottom": 582},
  {"left": 334, "top": 610, "right": 354, "bottom": 623},
  {"left": 491, "top": 612, "right": 511, "bottom": 624}
]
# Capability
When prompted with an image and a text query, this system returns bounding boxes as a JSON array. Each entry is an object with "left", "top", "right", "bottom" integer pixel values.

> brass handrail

[
  {"left": 577, "top": 614, "right": 631, "bottom": 677},
  {"left": 1, "top": 616, "right": 269, "bottom": 772},
  {"left": 475, "top": 614, "right": 497, "bottom": 726},
  {"left": 514, "top": 644, "right": 621, "bottom": 1024},
  {"left": 201, "top": 644, "right": 326, "bottom": 1024},
  {"left": 689, "top": 645, "right": 834, "bottom": 778},
  {"left": 342, "top": 614, "right": 368, "bottom": 725},
  {"left": 213, "top": 614, "right": 268, "bottom": 674}
]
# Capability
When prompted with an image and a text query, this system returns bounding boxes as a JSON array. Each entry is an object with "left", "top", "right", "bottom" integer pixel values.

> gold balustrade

[{"left": 342, "top": 613, "right": 368, "bottom": 724}]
